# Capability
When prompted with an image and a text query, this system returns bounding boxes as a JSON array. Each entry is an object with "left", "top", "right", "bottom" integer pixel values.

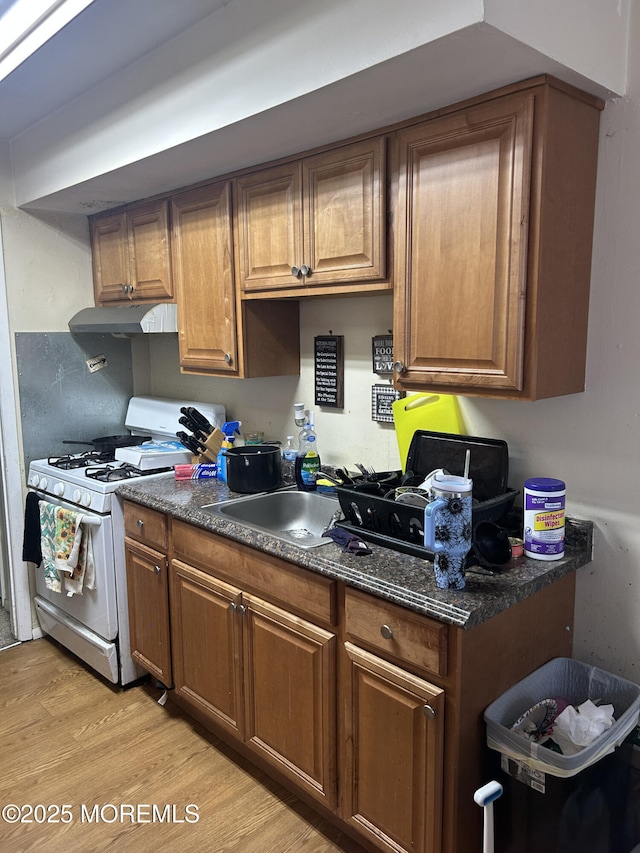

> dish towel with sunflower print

[{"left": 39, "top": 504, "right": 95, "bottom": 596}]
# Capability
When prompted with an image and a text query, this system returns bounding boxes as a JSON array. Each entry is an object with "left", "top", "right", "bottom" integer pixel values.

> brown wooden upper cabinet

[
  {"left": 392, "top": 78, "right": 603, "bottom": 400},
  {"left": 90, "top": 199, "right": 173, "bottom": 304},
  {"left": 171, "top": 181, "right": 300, "bottom": 378},
  {"left": 171, "top": 182, "right": 238, "bottom": 374},
  {"left": 234, "top": 137, "right": 389, "bottom": 298}
]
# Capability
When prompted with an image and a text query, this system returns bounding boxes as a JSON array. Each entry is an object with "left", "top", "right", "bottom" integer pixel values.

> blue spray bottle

[{"left": 216, "top": 420, "right": 241, "bottom": 484}]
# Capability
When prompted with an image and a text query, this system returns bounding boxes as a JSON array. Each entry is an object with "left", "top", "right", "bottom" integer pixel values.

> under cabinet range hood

[{"left": 68, "top": 303, "right": 178, "bottom": 334}]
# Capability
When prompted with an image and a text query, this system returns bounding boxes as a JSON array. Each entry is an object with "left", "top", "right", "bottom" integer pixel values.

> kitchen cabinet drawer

[
  {"left": 172, "top": 520, "right": 336, "bottom": 625},
  {"left": 124, "top": 501, "right": 168, "bottom": 551},
  {"left": 344, "top": 587, "right": 447, "bottom": 678}
]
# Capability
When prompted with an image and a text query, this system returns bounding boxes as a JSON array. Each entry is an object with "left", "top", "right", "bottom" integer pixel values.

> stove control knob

[
  {"left": 30, "top": 474, "right": 40, "bottom": 488},
  {"left": 73, "top": 490, "right": 82, "bottom": 504},
  {"left": 81, "top": 493, "right": 92, "bottom": 508},
  {"left": 54, "top": 483, "right": 65, "bottom": 497},
  {"left": 39, "top": 478, "right": 48, "bottom": 492}
]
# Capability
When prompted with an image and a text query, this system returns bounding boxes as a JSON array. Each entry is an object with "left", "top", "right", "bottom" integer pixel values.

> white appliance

[{"left": 27, "top": 396, "right": 225, "bottom": 686}]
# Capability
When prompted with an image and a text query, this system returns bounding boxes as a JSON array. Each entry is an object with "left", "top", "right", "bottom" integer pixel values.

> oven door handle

[{"left": 34, "top": 494, "right": 105, "bottom": 528}]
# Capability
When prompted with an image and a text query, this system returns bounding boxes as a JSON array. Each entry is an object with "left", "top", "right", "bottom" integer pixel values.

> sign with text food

[
  {"left": 372, "top": 335, "right": 394, "bottom": 374},
  {"left": 314, "top": 335, "right": 344, "bottom": 408}
]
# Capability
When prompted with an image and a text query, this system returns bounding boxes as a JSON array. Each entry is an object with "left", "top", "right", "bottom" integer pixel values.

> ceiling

[
  {"left": 0, "top": 0, "right": 620, "bottom": 213},
  {"left": 0, "top": 0, "right": 229, "bottom": 141}
]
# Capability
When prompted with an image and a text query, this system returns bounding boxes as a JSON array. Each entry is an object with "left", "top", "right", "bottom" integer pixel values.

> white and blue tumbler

[{"left": 423, "top": 472, "right": 473, "bottom": 589}]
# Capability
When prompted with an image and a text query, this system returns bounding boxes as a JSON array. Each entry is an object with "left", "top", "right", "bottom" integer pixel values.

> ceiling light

[{"left": 0, "top": 0, "right": 96, "bottom": 83}]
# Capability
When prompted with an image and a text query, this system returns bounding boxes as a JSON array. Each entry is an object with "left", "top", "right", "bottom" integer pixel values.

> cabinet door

[
  {"left": 243, "top": 593, "right": 337, "bottom": 807},
  {"left": 91, "top": 212, "right": 129, "bottom": 303},
  {"left": 170, "top": 560, "right": 244, "bottom": 737},
  {"left": 124, "top": 538, "right": 171, "bottom": 686},
  {"left": 393, "top": 92, "right": 534, "bottom": 393},
  {"left": 235, "top": 162, "right": 304, "bottom": 293},
  {"left": 127, "top": 199, "right": 173, "bottom": 301},
  {"left": 91, "top": 200, "right": 172, "bottom": 304},
  {"left": 172, "top": 182, "right": 238, "bottom": 374},
  {"left": 303, "top": 137, "right": 386, "bottom": 286},
  {"left": 342, "top": 642, "right": 444, "bottom": 853}
]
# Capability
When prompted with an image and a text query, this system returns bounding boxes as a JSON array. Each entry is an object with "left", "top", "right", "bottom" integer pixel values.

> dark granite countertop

[{"left": 117, "top": 475, "right": 593, "bottom": 630}]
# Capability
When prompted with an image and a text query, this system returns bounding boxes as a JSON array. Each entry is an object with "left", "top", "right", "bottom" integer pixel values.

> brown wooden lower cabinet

[
  {"left": 170, "top": 560, "right": 243, "bottom": 737},
  {"left": 169, "top": 551, "right": 337, "bottom": 808},
  {"left": 341, "top": 642, "right": 444, "bottom": 853},
  {"left": 123, "top": 501, "right": 171, "bottom": 686},
  {"left": 123, "top": 501, "right": 576, "bottom": 853},
  {"left": 124, "top": 538, "right": 172, "bottom": 685}
]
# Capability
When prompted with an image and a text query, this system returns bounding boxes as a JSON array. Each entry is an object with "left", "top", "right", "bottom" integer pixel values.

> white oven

[
  {"left": 31, "top": 486, "right": 128, "bottom": 684},
  {"left": 26, "top": 396, "right": 225, "bottom": 686}
]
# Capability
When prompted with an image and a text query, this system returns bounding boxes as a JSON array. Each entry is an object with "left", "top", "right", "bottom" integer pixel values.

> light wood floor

[{"left": 0, "top": 638, "right": 366, "bottom": 853}]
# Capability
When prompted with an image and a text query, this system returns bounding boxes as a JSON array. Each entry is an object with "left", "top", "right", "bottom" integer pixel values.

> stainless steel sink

[{"left": 201, "top": 488, "right": 341, "bottom": 548}]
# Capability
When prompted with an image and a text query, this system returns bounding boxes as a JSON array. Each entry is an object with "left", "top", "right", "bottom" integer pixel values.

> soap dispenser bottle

[{"left": 295, "top": 411, "right": 320, "bottom": 491}]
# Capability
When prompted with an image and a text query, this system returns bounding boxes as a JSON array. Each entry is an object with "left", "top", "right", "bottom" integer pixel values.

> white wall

[{"left": 485, "top": 0, "right": 630, "bottom": 93}]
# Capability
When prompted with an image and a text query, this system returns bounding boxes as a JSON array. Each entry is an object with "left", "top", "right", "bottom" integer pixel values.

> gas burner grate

[
  {"left": 85, "top": 463, "right": 144, "bottom": 482},
  {"left": 85, "top": 463, "right": 172, "bottom": 482},
  {"left": 48, "top": 451, "right": 112, "bottom": 469}
]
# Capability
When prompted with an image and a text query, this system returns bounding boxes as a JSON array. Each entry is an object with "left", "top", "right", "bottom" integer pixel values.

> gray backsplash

[{"left": 16, "top": 332, "right": 134, "bottom": 469}]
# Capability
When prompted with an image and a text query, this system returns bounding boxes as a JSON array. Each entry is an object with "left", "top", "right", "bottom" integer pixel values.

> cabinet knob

[
  {"left": 137, "top": 519, "right": 144, "bottom": 528},
  {"left": 229, "top": 602, "right": 237, "bottom": 613},
  {"left": 423, "top": 704, "right": 436, "bottom": 721},
  {"left": 300, "top": 264, "right": 311, "bottom": 277},
  {"left": 380, "top": 624, "right": 393, "bottom": 640},
  {"left": 291, "top": 265, "right": 301, "bottom": 278},
  {"left": 153, "top": 565, "right": 161, "bottom": 575},
  {"left": 393, "top": 360, "right": 406, "bottom": 375},
  {"left": 224, "top": 353, "right": 233, "bottom": 365}
]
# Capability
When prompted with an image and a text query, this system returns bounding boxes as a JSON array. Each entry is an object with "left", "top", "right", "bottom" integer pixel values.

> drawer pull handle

[
  {"left": 380, "top": 624, "right": 393, "bottom": 640},
  {"left": 137, "top": 519, "right": 144, "bottom": 528},
  {"left": 423, "top": 704, "right": 436, "bottom": 721}
]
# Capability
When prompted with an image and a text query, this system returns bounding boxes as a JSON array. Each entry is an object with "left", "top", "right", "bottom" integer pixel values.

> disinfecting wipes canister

[{"left": 524, "top": 477, "right": 566, "bottom": 560}]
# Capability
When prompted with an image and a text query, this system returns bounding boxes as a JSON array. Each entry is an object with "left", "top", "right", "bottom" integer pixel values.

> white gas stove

[{"left": 27, "top": 396, "right": 225, "bottom": 686}]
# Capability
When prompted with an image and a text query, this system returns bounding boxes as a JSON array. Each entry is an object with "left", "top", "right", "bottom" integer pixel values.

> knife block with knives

[{"left": 177, "top": 406, "right": 225, "bottom": 463}]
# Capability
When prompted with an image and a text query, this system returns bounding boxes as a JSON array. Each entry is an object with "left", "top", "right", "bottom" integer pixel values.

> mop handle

[{"left": 474, "top": 781, "right": 503, "bottom": 853}]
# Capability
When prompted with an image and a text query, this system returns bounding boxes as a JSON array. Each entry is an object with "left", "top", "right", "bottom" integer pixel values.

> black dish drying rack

[{"left": 333, "top": 430, "right": 519, "bottom": 560}]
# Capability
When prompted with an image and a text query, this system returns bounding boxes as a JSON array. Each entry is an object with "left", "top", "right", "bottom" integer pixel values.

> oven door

[
  {"left": 32, "top": 490, "right": 124, "bottom": 683},
  {"left": 33, "top": 493, "right": 118, "bottom": 641}
]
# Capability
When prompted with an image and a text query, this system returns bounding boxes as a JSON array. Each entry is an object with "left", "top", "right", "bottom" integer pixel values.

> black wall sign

[
  {"left": 314, "top": 335, "right": 344, "bottom": 408},
  {"left": 372, "top": 334, "right": 394, "bottom": 374}
]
